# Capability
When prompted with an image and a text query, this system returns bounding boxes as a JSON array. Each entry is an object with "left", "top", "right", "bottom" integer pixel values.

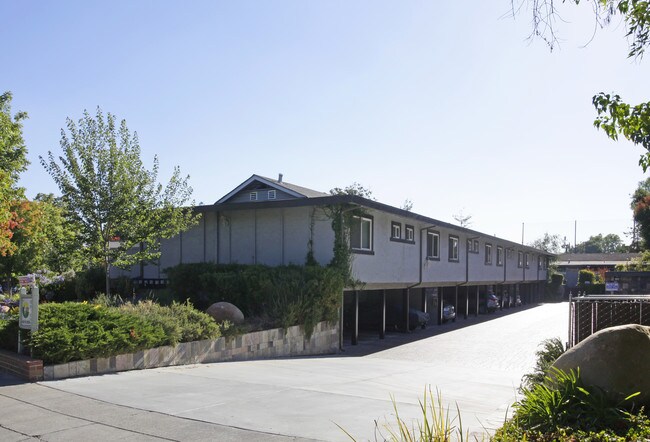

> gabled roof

[{"left": 215, "top": 174, "right": 329, "bottom": 204}]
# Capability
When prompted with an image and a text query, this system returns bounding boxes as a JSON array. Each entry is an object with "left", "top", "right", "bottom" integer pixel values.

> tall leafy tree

[
  {"left": 40, "top": 108, "right": 200, "bottom": 295},
  {"left": 0, "top": 92, "right": 29, "bottom": 256},
  {"left": 529, "top": 232, "right": 562, "bottom": 253},
  {"left": 631, "top": 177, "right": 650, "bottom": 248},
  {"left": 0, "top": 194, "right": 81, "bottom": 289},
  {"left": 515, "top": 1, "right": 650, "bottom": 169},
  {"left": 574, "top": 233, "right": 628, "bottom": 253}
]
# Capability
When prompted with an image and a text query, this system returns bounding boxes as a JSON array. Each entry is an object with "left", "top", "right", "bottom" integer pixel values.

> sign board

[
  {"left": 18, "top": 274, "right": 35, "bottom": 287},
  {"left": 605, "top": 282, "right": 620, "bottom": 292},
  {"left": 18, "top": 286, "right": 39, "bottom": 331}
]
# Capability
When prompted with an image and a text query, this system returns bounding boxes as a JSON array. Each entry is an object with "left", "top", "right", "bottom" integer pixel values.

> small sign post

[{"left": 17, "top": 275, "right": 39, "bottom": 354}]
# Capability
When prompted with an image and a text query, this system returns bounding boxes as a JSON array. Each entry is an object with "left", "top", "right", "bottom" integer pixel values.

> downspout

[
  {"left": 406, "top": 224, "right": 438, "bottom": 290},
  {"left": 459, "top": 236, "right": 479, "bottom": 319}
]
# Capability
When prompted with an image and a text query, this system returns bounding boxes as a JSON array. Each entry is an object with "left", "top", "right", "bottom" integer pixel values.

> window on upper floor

[
  {"left": 525, "top": 253, "right": 530, "bottom": 268},
  {"left": 250, "top": 191, "right": 258, "bottom": 201},
  {"left": 405, "top": 225, "right": 415, "bottom": 242},
  {"left": 518, "top": 251, "right": 524, "bottom": 268},
  {"left": 496, "top": 246, "right": 503, "bottom": 266},
  {"left": 427, "top": 230, "right": 440, "bottom": 259},
  {"left": 268, "top": 190, "right": 276, "bottom": 200},
  {"left": 350, "top": 215, "right": 373, "bottom": 252},
  {"left": 485, "top": 243, "right": 492, "bottom": 265},
  {"left": 391, "top": 221, "right": 401, "bottom": 240},
  {"left": 449, "top": 235, "right": 459, "bottom": 262}
]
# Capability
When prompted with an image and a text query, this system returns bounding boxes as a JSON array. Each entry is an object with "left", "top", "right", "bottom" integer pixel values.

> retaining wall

[{"left": 42, "top": 320, "right": 339, "bottom": 381}]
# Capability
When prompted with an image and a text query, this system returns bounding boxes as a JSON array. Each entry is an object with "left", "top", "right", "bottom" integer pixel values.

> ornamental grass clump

[{"left": 338, "top": 387, "right": 479, "bottom": 442}]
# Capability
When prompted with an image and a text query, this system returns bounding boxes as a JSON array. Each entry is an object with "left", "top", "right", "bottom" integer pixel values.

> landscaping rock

[
  {"left": 552, "top": 324, "right": 650, "bottom": 405},
  {"left": 206, "top": 302, "right": 244, "bottom": 324}
]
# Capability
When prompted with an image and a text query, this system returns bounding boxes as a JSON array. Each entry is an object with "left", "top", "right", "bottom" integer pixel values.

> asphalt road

[{"left": 0, "top": 302, "right": 568, "bottom": 441}]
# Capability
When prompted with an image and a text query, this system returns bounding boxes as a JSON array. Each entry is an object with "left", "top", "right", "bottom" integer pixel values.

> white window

[
  {"left": 525, "top": 253, "right": 530, "bottom": 268},
  {"left": 268, "top": 190, "right": 276, "bottom": 200},
  {"left": 250, "top": 191, "right": 258, "bottom": 201},
  {"left": 518, "top": 251, "right": 524, "bottom": 268},
  {"left": 427, "top": 231, "right": 440, "bottom": 259},
  {"left": 449, "top": 235, "right": 459, "bottom": 261},
  {"left": 405, "top": 225, "right": 414, "bottom": 242},
  {"left": 496, "top": 246, "right": 503, "bottom": 266},
  {"left": 350, "top": 216, "right": 373, "bottom": 251},
  {"left": 391, "top": 222, "right": 401, "bottom": 239},
  {"left": 485, "top": 244, "right": 492, "bottom": 265}
]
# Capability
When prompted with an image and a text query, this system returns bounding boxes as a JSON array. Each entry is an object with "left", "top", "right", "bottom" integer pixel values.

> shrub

[
  {"left": 28, "top": 302, "right": 167, "bottom": 364},
  {"left": 165, "top": 263, "right": 344, "bottom": 336},
  {"left": 75, "top": 267, "right": 106, "bottom": 300},
  {"left": 521, "top": 337, "right": 565, "bottom": 390},
  {"left": 494, "top": 368, "right": 646, "bottom": 440},
  {"left": 117, "top": 300, "right": 220, "bottom": 346},
  {"left": 0, "top": 315, "right": 19, "bottom": 352}
]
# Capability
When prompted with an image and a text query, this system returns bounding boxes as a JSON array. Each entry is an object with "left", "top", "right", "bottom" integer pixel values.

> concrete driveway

[{"left": 0, "top": 302, "right": 568, "bottom": 441}]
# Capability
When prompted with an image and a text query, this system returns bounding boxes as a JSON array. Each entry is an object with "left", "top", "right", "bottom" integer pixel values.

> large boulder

[
  {"left": 206, "top": 302, "right": 245, "bottom": 325},
  {"left": 552, "top": 324, "right": 650, "bottom": 405}
]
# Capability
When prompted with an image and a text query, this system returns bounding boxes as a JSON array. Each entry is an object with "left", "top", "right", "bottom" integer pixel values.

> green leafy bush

[
  {"left": 29, "top": 302, "right": 167, "bottom": 364},
  {"left": 0, "top": 315, "right": 19, "bottom": 352},
  {"left": 494, "top": 368, "right": 647, "bottom": 441},
  {"left": 117, "top": 300, "right": 220, "bottom": 346},
  {"left": 521, "top": 337, "right": 565, "bottom": 390},
  {"left": 165, "top": 263, "right": 344, "bottom": 336}
]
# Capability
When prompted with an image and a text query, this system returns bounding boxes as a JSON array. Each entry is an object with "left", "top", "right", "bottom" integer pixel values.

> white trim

[{"left": 215, "top": 174, "right": 305, "bottom": 204}]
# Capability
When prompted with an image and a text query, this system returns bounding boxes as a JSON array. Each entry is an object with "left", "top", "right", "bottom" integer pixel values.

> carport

[{"left": 341, "top": 285, "right": 488, "bottom": 347}]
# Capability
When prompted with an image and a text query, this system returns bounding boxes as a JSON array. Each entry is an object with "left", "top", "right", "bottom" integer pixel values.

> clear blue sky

[{"left": 3, "top": 1, "right": 648, "bottom": 248}]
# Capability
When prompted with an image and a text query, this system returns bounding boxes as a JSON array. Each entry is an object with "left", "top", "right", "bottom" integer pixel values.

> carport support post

[
  {"left": 464, "top": 286, "right": 469, "bottom": 320},
  {"left": 421, "top": 289, "right": 427, "bottom": 314},
  {"left": 475, "top": 285, "right": 480, "bottom": 317},
  {"left": 454, "top": 286, "right": 458, "bottom": 318},
  {"left": 352, "top": 290, "right": 359, "bottom": 346},
  {"left": 380, "top": 290, "right": 386, "bottom": 339},
  {"left": 437, "top": 288, "right": 443, "bottom": 326},
  {"left": 339, "top": 290, "right": 344, "bottom": 350},
  {"left": 402, "top": 288, "right": 410, "bottom": 332}
]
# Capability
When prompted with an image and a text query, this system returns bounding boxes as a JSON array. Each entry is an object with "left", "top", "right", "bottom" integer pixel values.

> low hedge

[{"left": 24, "top": 301, "right": 221, "bottom": 365}]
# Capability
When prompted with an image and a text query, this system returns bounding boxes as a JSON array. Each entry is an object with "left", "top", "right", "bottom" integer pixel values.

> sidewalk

[{"left": 0, "top": 373, "right": 319, "bottom": 441}]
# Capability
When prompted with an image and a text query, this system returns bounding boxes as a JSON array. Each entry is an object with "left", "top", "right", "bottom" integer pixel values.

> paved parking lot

[{"left": 0, "top": 302, "right": 568, "bottom": 441}]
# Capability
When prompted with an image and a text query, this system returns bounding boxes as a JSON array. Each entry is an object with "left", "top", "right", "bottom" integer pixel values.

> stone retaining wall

[{"left": 43, "top": 320, "right": 339, "bottom": 381}]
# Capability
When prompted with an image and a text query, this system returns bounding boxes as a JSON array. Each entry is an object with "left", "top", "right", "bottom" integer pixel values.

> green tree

[
  {"left": 329, "top": 182, "right": 375, "bottom": 199},
  {"left": 40, "top": 108, "right": 200, "bottom": 295},
  {"left": 0, "top": 92, "right": 29, "bottom": 256},
  {"left": 631, "top": 177, "right": 650, "bottom": 248},
  {"left": 0, "top": 194, "right": 82, "bottom": 289},
  {"left": 516, "top": 1, "right": 650, "bottom": 169},
  {"left": 574, "top": 233, "right": 628, "bottom": 253},
  {"left": 529, "top": 232, "right": 563, "bottom": 253}
]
